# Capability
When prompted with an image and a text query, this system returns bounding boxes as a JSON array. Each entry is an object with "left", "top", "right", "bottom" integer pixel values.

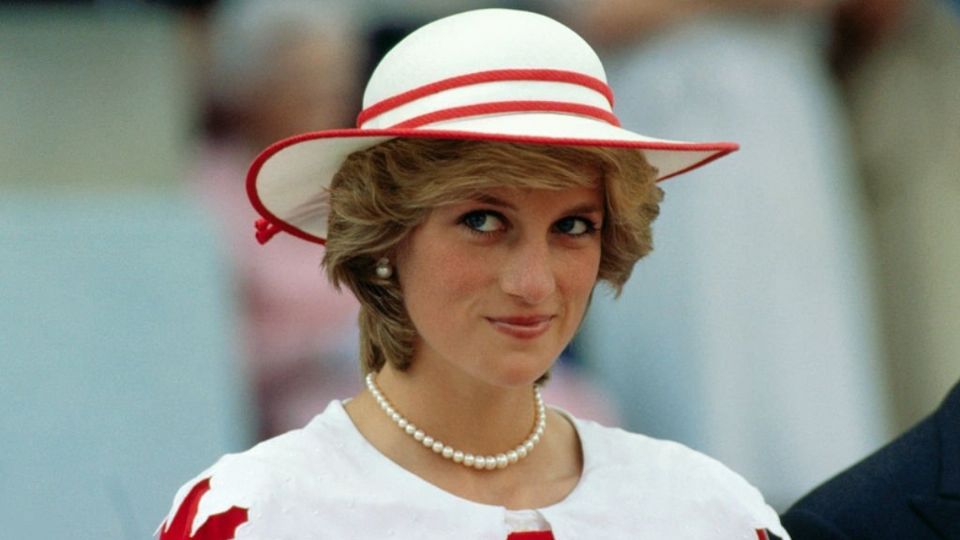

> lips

[{"left": 486, "top": 315, "right": 554, "bottom": 339}]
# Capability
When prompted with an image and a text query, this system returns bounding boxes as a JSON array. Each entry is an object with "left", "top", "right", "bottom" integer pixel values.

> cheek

[
  {"left": 560, "top": 246, "right": 602, "bottom": 298},
  {"left": 399, "top": 243, "right": 493, "bottom": 324},
  {"left": 433, "top": 249, "right": 490, "bottom": 294}
]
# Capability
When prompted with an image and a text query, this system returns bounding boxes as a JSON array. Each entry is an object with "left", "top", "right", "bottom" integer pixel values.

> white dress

[{"left": 158, "top": 401, "right": 788, "bottom": 539}]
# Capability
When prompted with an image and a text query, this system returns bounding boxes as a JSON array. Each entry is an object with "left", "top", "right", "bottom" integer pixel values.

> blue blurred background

[{"left": 2, "top": 1, "right": 958, "bottom": 537}]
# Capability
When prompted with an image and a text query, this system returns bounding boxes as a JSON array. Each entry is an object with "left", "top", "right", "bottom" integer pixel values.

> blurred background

[{"left": 1, "top": 0, "right": 957, "bottom": 537}]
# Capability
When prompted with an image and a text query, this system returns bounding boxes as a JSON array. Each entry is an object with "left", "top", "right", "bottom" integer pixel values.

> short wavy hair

[{"left": 323, "top": 138, "right": 662, "bottom": 375}]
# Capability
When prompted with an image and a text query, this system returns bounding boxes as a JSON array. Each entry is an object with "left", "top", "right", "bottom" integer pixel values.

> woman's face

[{"left": 395, "top": 184, "right": 604, "bottom": 389}]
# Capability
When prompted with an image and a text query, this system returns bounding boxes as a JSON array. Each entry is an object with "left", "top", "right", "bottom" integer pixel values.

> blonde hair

[{"left": 323, "top": 138, "right": 662, "bottom": 375}]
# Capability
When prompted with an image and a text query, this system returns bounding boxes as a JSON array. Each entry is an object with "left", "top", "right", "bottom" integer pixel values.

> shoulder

[
  {"left": 157, "top": 402, "right": 351, "bottom": 540},
  {"left": 571, "top": 417, "right": 789, "bottom": 539},
  {"left": 782, "top": 412, "right": 940, "bottom": 539},
  {"left": 576, "top": 417, "right": 763, "bottom": 499}
]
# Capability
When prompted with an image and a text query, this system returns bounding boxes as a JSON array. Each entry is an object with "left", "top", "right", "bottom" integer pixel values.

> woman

[{"left": 159, "top": 8, "right": 788, "bottom": 539}]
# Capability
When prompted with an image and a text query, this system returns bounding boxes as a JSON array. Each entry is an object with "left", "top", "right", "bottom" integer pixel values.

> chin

[{"left": 485, "top": 351, "right": 556, "bottom": 388}]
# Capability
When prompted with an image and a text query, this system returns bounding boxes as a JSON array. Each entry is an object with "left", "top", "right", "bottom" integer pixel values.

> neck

[{"left": 372, "top": 363, "right": 541, "bottom": 456}]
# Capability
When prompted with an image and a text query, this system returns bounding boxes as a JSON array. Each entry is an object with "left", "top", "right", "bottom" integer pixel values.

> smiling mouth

[{"left": 486, "top": 316, "right": 554, "bottom": 339}]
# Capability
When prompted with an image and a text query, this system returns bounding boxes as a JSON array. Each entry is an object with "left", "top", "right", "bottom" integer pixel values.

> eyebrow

[
  {"left": 470, "top": 193, "right": 604, "bottom": 216},
  {"left": 564, "top": 202, "right": 604, "bottom": 216},
  {"left": 472, "top": 193, "right": 517, "bottom": 210}
]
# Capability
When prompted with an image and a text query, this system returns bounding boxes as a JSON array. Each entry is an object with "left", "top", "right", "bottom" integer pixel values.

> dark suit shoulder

[{"left": 782, "top": 413, "right": 940, "bottom": 540}]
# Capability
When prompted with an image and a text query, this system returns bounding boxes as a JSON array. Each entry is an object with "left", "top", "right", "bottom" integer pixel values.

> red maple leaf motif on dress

[
  {"left": 756, "top": 528, "right": 783, "bottom": 540},
  {"left": 507, "top": 532, "right": 555, "bottom": 539},
  {"left": 159, "top": 477, "right": 248, "bottom": 540}
]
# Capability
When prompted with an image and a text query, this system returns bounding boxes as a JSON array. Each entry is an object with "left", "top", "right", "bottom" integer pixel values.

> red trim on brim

[
  {"left": 658, "top": 146, "right": 734, "bottom": 181},
  {"left": 246, "top": 128, "right": 739, "bottom": 246}
]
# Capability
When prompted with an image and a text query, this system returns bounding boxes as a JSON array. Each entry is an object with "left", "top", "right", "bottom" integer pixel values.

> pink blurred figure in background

[{"left": 192, "top": 0, "right": 365, "bottom": 437}]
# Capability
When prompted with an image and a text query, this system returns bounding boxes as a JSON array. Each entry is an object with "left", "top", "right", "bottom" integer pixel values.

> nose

[{"left": 499, "top": 237, "right": 556, "bottom": 304}]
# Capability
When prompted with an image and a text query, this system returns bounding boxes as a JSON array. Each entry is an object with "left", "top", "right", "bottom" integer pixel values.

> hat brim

[{"left": 248, "top": 112, "right": 738, "bottom": 245}]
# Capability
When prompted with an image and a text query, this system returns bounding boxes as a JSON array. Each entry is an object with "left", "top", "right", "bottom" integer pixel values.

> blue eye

[
  {"left": 461, "top": 211, "right": 504, "bottom": 233},
  {"left": 555, "top": 217, "right": 596, "bottom": 236}
]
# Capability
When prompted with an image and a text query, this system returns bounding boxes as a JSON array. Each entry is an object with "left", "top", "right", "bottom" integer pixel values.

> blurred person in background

[
  {"left": 194, "top": 0, "right": 364, "bottom": 437},
  {"left": 2, "top": 3, "right": 257, "bottom": 537},
  {"left": 543, "top": 0, "right": 891, "bottom": 509},
  {"left": 779, "top": 1, "right": 960, "bottom": 537},
  {"left": 828, "top": 0, "right": 960, "bottom": 432}
]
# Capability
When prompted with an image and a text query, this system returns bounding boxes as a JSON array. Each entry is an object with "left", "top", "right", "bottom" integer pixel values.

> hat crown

[{"left": 360, "top": 9, "right": 609, "bottom": 129}]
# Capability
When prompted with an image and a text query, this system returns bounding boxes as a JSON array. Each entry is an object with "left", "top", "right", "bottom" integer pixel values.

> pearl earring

[{"left": 375, "top": 257, "right": 393, "bottom": 279}]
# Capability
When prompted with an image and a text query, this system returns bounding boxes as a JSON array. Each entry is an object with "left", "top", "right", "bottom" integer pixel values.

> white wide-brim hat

[{"left": 248, "top": 8, "right": 738, "bottom": 245}]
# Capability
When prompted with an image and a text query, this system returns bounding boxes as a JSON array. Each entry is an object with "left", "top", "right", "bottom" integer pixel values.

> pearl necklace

[{"left": 364, "top": 373, "right": 546, "bottom": 471}]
